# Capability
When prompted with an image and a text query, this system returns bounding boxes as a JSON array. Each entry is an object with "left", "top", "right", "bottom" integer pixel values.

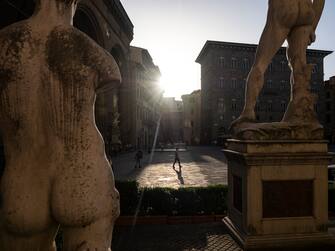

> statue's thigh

[
  {"left": 0, "top": 224, "right": 58, "bottom": 251},
  {"left": 287, "top": 25, "right": 311, "bottom": 61},
  {"left": 1, "top": 173, "right": 53, "bottom": 235},
  {"left": 51, "top": 170, "right": 119, "bottom": 227},
  {"left": 61, "top": 216, "right": 115, "bottom": 251}
]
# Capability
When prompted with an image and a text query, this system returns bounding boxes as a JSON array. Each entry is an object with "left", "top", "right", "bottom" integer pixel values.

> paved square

[
  {"left": 112, "top": 147, "right": 227, "bottom": 188},
  {"left": 112, "top": 223, "right": 242, "bottom": 251}
]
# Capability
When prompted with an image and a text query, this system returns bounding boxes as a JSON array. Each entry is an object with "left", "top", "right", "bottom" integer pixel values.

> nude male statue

[
  {"left": 231, "top": 0, "right": 325, "bottom": 137},
  {"left": 0, "top": 0, "right": 120, "bottom": 250}
]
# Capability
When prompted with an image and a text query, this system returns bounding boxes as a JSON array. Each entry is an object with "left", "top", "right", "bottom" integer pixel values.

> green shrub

[
  {"left": 140, "top": 187, "right": 174, "bottom": 215},
  {"left": 114, "top": 181, "right": 228, "bottom": 216},
  {"left": 329, "top": 188, "right": 335, "bottom": 212},
  {"left": 115, "top": 180, "right": 140, "bottom": 215},
  {"left": 196, "top": 185, "right": 228, "bottom": 215}
]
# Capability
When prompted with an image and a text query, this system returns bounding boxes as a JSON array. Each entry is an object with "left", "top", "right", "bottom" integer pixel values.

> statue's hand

[{"left": 308, "top": 29, "right": 316, "bottom": 45}]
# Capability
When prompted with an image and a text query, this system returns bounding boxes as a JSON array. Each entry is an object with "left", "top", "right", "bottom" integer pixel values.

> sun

[{"left": 158, "top": 60, "right": 200, "bottom": 99}]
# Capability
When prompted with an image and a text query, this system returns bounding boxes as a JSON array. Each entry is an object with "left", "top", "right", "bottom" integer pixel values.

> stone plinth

[{"left": 223, "top": 139, "right": 335, "bottom": 250}]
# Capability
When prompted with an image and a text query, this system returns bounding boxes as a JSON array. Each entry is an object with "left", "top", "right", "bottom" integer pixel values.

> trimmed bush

[
  {"left": 329, "top": 188, "right": 335, "bottom": 212},
  {"left": 115, "top": 180, "right": 140, "bottom": 215},
  {"left": 115, "top": 181, "right": 228, "bottom": 216},
  {"left": 140, "top": 187, "right": 174, "bottom": 215}
]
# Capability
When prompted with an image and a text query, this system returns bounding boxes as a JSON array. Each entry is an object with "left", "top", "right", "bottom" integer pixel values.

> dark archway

[
  {"left": 73, "top": 5, "right": 104, "bottom": 47},
  {"left": 0, "top": 0, "right": 34, "bottom": 29}
]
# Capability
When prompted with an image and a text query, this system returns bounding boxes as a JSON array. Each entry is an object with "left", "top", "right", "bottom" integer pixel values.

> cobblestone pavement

[
  {"left": 112, "top": 147, "right": 227, "bottom": 188},
  {"left": 112, "top": 223, "right": 242, "bottom": 251}
]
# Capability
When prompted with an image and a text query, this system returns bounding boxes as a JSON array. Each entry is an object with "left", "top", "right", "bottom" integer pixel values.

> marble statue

[
  {"left": 230, "top": 0, "right": 325, "bottom": 140},
  {"left": 0, "top": 0, "right": 120, "bottom": 250}
]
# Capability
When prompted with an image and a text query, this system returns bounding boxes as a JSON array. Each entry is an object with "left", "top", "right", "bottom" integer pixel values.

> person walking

[
  {"left": 173, "top": 147, "right": 182, "bottom": 169},
  {"left": 135, "top": 149, "right": 143, "bottom": 168}
]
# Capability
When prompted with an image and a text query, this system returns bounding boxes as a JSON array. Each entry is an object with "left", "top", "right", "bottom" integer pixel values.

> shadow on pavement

[{"left": 112, "top": 223, "right": 241, "bottom": 251}]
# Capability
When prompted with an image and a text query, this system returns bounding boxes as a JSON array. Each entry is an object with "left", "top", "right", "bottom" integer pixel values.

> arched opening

[
  {"left": 0, "top": 0, "right": 34, "bottom": 29},
  {"left": 73, "top": 5, "right": 103, "bottom": 47}
]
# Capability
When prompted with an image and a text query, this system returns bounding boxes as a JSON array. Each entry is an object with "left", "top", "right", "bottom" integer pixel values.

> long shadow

[{"left": 174, "top": 168, "right": 184, "bottom": 185}]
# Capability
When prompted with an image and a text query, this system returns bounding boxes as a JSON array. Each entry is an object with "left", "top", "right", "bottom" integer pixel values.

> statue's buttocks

[{"left": 270, "top": 0, "right": 315, "bottom": 27}]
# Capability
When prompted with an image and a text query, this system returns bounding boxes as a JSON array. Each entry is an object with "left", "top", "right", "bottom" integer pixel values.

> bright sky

[{"left": 120, "top": 0, "right": 335, "bottom": 99}]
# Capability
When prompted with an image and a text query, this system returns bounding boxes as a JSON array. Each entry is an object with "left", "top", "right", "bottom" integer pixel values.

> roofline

[
  {"left": 115, "top": 0, "right": 134, "bottom": 28},
  {"left": 196, "top": 40, "right": 333, "bottom": 63}
]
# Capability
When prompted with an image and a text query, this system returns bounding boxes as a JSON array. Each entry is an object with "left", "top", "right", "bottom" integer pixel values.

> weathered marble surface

[
  {"left": 230, "top": 0, "right": 325, "bottom": 140},
  {"left": 0, "top": 0, "right": 120, "bottom": 250}
]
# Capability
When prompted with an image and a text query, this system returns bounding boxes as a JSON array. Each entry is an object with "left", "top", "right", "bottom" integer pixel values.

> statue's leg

[
  {"left": 0, "top": 225, "right": 59, "bottom": 251},
  {"left": 283, "top": 25, "right": 318, "bottom": 123},
  {"left": 62, "top": 216, "right": 116, "bottom": 251},
  {"left": 233, "top": 18, "right": 290, "bottom": 128},
  {"left": 51, "top": 163, "right": 120, "bottom": 251},
  {"left": 0, "top": 171, "right": 59, "bottom": 251}
]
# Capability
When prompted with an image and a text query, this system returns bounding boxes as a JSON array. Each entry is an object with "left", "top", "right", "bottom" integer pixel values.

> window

[
  {"left": 312, "top": 64, "right": 318, "bottom": 74},
  {"left": 327, "top": 114, "right": 331, "bottom": 124},
  {"left": 231, "top": 58, "right": 237, "bottom": 69},
  {"left": 327, "top": 92, "right": 331, "bottom": 99},
  {"left": 232, "top": 99, "right": 237, "bottom": 111},
  {"left": 256, "top": 102, "right": 261, "bottom": 112},
  {"left": 327, "top": 102, "right": 331, "bottom": 111},
  {"left": 219, "top": 77, "right": 225, "bottom": 88},
  {"left": 242, "top": 58, "right": 250, "bottom": 70},
  {"left": 314, "top": 104, "right": 318, "bottom": 112},
  {"left": 218, "top": 98, "right": 224, "bottom": 109},
  {"left": 268, "top": 100, "right": 273, "bottom": 112},
  {"left": 219, "top": 57, "right": 225, "bottom": 67},
  {"left": 311, "top": 82, "right": 318, "bottom": 93},
  {"left": 280, "top": 61, "right": 286, "bottom": 72},
  {"left": 280, "top": 80, "right": 286, "bottom": 90},
  {"left": 268, "top": 62, "right": 273, "bottom": 72},
  {"left": 231, "top": 78, "right": 237, "bottom": 89},
  {"left": 281, "top": 101, "right": 286, "bottom": 112},
  {"left": 267, "top": 80, "right": 273, "bottom": 89}
]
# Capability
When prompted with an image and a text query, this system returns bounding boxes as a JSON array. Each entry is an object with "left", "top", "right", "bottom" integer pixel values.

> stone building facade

[
  {"left": 323, "top": 76, "right": 335, "bottom": 143},
  {"left": 123, "top": 46, "right": 162, "bottom": 150},
  {"left": 0, "top": 0, "right": 134, "bottom": 158},
  {"left": 159, "top": 98, "right": 184, "bottom": 144},
  {"left": 196, "top": 41, "right": 332, "bottom": 145},
  {"left": 182, "top": 90, "right": 201, "bottom": 145}
]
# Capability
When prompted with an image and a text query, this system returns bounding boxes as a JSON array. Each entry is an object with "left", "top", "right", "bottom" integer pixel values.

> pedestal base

[
  {"left": 224, "top": 139, "right": 335, "bottom": 250},
  {"left": 223, "top": 217, "right": 335, "bottom": 250}
]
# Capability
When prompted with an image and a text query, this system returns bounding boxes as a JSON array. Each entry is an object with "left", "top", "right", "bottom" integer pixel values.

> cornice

[{"left": 196, "top": 40, "right": 333, "bottom": 63}]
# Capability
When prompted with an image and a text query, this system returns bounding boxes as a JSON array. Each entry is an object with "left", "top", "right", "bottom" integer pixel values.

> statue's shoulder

[
  {"left": 46, "top": 26, "right": 109, "bottom": 68},
  {"left": 47, "top": 26, "right": 120, "bottom": 82},
  {"left": 0, "top": 20, "right": 30, "bottom": 38},
  {"left": 0, "top": 21, "right": 31, "bottom": 54},
  {"left": 47, "top": 26, "right": 90, "bottom": 56}
]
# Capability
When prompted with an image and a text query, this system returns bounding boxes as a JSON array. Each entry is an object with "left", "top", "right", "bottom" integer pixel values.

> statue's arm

[{"left": 312, "top": 0, "right": 325, "bottom": 30}]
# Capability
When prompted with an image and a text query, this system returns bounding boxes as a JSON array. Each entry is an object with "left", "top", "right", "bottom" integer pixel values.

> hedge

[
  {"left": 115, "top": 181, "right": 228, "bottom": 216},
  {"left": 56, "top": 182, "right": 227, "bottom": 249},
  {"left": 330, "top": 188, "right": 335, "bottom": 212}
]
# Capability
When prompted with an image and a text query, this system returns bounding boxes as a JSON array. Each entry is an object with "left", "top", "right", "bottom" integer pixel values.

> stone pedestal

[{"left": 223, "top": 140, "right": 335, "bottom": 250}]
